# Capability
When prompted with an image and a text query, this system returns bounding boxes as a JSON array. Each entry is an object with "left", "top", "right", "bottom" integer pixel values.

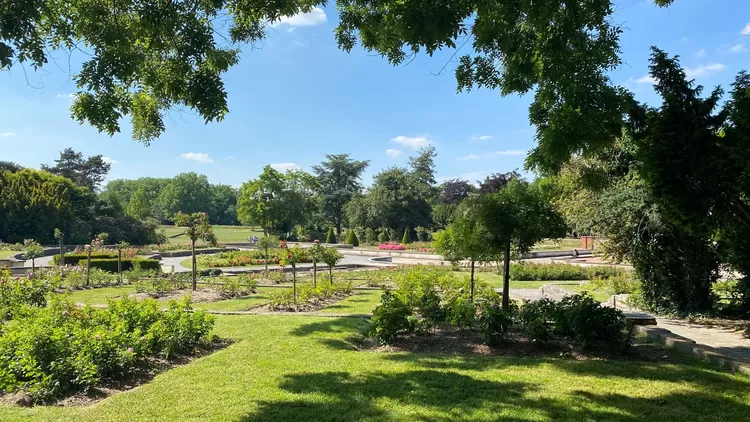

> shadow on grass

[{"left": 240, "top": 366, "right": 750, "bottom": 421}]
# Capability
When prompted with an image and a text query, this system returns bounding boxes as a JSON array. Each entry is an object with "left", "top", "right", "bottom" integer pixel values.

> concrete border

[{"left": 634, "top": 325, "right": 750, "bottom": 374}]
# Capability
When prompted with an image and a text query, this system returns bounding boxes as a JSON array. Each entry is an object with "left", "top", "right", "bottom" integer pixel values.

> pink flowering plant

[{"left": 378, "top": 243, "right": 406, "bottom": 251}]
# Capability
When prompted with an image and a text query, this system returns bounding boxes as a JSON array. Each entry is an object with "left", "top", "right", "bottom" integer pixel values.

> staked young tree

[{"left": 173, "top": 211, "right": 213, "bottom": 291}]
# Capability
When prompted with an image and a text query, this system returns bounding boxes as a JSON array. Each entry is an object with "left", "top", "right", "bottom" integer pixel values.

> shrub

[
  {"left": 0, "top": 269, "right": 53, "bottom": 320},
  {"left": 345, "top": 230, "right": 359, "bottom": 246},
  {"left": 509, "top": 262, "right": 626, "bottom": 281},
  {"left": 416, "top": 290, "right": 445, "bottom": 328},
  {"left": 587, "top": 273, "right": 640, "bottom": 295},
  {"left": 371, "top": 290, "right": 412, "bottom": 345},
  {"left": 268, "top": 289, "right": 295, "bottom": 308},
  {"left": 377, "top": 230, "right": 388, "bottom": 243},
  {"left": 0, "top": 297, "right": 214, "bottom": 403},
  {"left": 477, "top": 302, "right": 515, "bottom": 345},
  {"left": 88, "top": 258, "right": 161, "bottom": 272},
  {"left": 325, "top": 228, "right": 336, "bottom": 244},
  {"left": 365, "top": 228, "right": 377, "bottom": 245},
  {"left": 415, "top": 226, "right": 430, "bottom": 242},
  {"left": 401, "top": 227, "right": 410, "bottom": 244}
]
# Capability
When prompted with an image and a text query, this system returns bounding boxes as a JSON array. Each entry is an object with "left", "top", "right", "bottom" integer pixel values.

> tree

[
  {"left": 433, "top": 204, "right": 489, "bottom": 300},
  {"left": 408, "top": 146, "right": 438, "bottom": 200},
  {"left": 478, "top": 172, "right": 521, "bottom": 195},
  {"left": 438, "top": 179, "right": 474, "bottom": 205},
  {"left": 237, "top": 166, "right": 307, "bottom": 236},
  {"left": 309, "top": 240, "right": 324, "bottom": 287},
  {"left": 476, "top": 179, "right": 566, "bottom": 310},
  {"left": 312, "top": 154, "right": 369, "bottom": 235},
  {"left": 257, "top": 235, "right": 278, "bottom": 280},
  {"left": 41, "top": 148, "right": 111, "bottom": 191},
  {"left": 173, "top": 212, "right": 213, "bottom": 290},
  {"left": 320, "top": 247, "right": 344, "bottom": 284},
  {"left": 209, "top": 184, "right": 238, "bottom": 225},
  {"left": 22, "top": 239, "right": 44, "bottom": 273},
  {"left": 158, "top": 173, "right": 212, "bottom": 220},
  {"left": 401, "top": 227, "right": 410, "bottom": 245},
  {"left": 0, "top": 161, "right": 23, "bottom": 173},
  {"left": 127, "top": 186, "right": 152, "bottom": 220}
]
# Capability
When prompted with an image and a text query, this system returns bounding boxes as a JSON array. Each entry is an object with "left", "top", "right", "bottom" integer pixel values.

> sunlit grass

[{"left": 320, "top": 290, "right": 383, "bottom": 314}]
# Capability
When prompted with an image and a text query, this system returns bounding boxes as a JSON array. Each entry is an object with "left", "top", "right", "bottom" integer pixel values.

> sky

[{"left": 1, "top": 0, "right": 749, "bottom": 188}]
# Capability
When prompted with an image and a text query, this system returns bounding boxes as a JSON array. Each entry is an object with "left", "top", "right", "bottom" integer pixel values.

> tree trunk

[
  {"left": 86, "top": 249, "right": 91, "bottom": 286},
  {"left": 470, "top": 259, "right": 475, "bottom": 301},
  {"left": 292, "top": 264, "right": 297, "bottom": 304},
  {"left": 313, "top": 259, "right": 317, "bottom": 288},
  {"left": 264, "top": 249, "right": 269, "bottom": 280},
  {"left": 329, "top": 266, "right": 333, "bottom": 284},
  {"left": 31, "top": 258, "right": 35, "bottom": 274},
  {"left": 191, "top": 240, "right": 197, "bottom": 291},
  {"left": 118, "top": 248, "right": 122, "bottom": 284},
  {"left": 336, "top": 221, "right": 341, "bottom": 236},
  {"left": 502, "top": 240, "right": 511, "bottom": 311},
  {"left": 59, "top": 236, "right": 64, "bottom": 266}
]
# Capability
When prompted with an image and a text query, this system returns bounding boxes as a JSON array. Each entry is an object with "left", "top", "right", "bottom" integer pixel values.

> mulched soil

[
  {"left": 129, "top": 288, "right": 225, "bottom": 303},
  {"left": 361, "top": 326, "right": 689, "bottom": 364},
  {"left": 251, "top": 292, "right": 354, "bottom": 314},
  {"left": 1, "top": 339, "right": 232, "bottom": 408}
]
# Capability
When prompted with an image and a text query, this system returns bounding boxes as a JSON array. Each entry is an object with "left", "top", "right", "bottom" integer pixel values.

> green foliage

[
  {"left": 364, "top": 227, "right": 377, "bottom": 245},
  {"left": 268, "top": 282, "right": 353, "bottom": 310},
  {"left": 345, "top": 230, "right": 359, "bottom": 246},
  {"left": 477, "top": 302, "right": 516, "bottom": 346},
  {"left": 371, "top": 290, "right": 412, "bottom": 345},
  {"left": 377, "top": 230, "right": 388, "bottom": 243},
  {"left": 53, "top": 253, "right": 160, "bottom": 272},
  {"left": 22, "top": 239, "right": 44, "bottom": 263},
  {"left": 414, "top": 226, "right": 429, "bottom": 242},
  {"left": 320, "top": 247, "right": 344, "bottom": 270},
  {"left": 509, "top": 263, "right": 626, "bottom": 281},
  {"left": 40, "top": 148, "right": 111, "bottom": 191},
  {"left": 325, "top": 228, "right": 336, "bottom": 244},
  {"left": 312, "top": 154, "right": 369, "bottom": 234},
  {"left": 587, "top": 273, "right": 640, "bottom": 296},
  {"left": 401, "top": 227, "right": 410, "bottom": 244},
  {"left": 0, "top": 296, "right": 214, "bottom": 403},
  {"left": 0, "top": 269, "right": 53, "bottom": 320}
]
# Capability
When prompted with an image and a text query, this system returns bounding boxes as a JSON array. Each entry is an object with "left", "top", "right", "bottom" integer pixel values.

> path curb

[{"left": 634, "top": 325, "right": 750, "bottom": 375}]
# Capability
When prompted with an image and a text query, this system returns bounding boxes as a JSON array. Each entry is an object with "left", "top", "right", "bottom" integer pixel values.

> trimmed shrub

[
  {"left": 345, "top": 230, "right": 359, "bottom": 246},
  {"left": 87, "top": 258, "right": 161, "bottom": 272},
  {"left": 53, "top": 252, "right": 118, "bottom": 265},
  {"left": 377, "top": 230, "right": 388, "bottom": 243},
  {"left": 325, "top": 228, "right": 336, "bottom": 244},
  {"left": 401, "top": 227, "right": 410, "bottom": 244},
  {"left": 510, "top": 262, "right": 626, "bottom": 281},
  {"left": 365, "top": 228, "right": 377, "bottom": 245},
  {"left": 477, "top": 302, "right": 516, "bottom": 345}
]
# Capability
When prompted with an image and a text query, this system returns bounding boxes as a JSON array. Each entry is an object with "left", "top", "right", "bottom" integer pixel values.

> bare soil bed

[
  {"left": 251, "top": 291, "right": 355, "bottom": 314},
  {"left": 129, "top": 288, "right": 235, "bottom": 303}
]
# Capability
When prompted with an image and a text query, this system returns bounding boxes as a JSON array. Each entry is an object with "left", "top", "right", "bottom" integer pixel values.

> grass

[
  {"left": 532, "top": 238, "right": 583, "bottom": 251},
  {"left": 472, "top": 273, "right": 612, "bottom": 302},
  {"left": 162, "top": 225, "right": 265, "bottom": 244},
  {"left": 60, "top": 285, "right": 136, "bottom": 304},
  {"left": 320, "top": 289, "right": 383, "bottom": 314},
  {"left": 192, "top": 287, "right": 276, "bottom": 311},
  {"left": 0, "top": 250, "right": 21, "bottom": 259},
  {"left": 1, "top": 315, "right": 748, "bottom": 421}
]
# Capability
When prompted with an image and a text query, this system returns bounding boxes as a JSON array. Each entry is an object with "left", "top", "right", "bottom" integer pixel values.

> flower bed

[
  {"left": 378, "top": 243, "right": 406, "bottom": 251},
  {"left": 196, "top": 248, "right": 313, "bottom": 268}
]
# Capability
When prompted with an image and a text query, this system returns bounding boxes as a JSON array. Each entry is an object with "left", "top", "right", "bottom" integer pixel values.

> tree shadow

[
  {"left": 289, "top": 316, "right": 369, "bottom": 337},
  {"left": 240, "top": 368, "right": 750, "bottom": 421}
]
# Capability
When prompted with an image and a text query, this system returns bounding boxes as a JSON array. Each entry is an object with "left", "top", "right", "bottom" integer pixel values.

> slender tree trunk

[
  {"left": 86, "top": 249, "right": 91, "bottom": 286},
  {"left": 266, "top": 248, "right": 268, "bottom": 280},
  {"left": 31, "top": 258, "right": 35, "bottom": 273},
  {"left": 502, "top": 240, "right": 511, "bottom": 311},
  {"left": 313, "top": 259, "right": 317, "bottom": 288},
  {"left": 329, "top": 265, "right": 333, "bottom": 284},
  {"left": 470, "top": 259, "right": 475, "bottom": 301},
  {"left": 336, "top": 222, "right": 341, "bottom": 236},
  {"left": 59, "top": 236, "right": 64, "bottom": 266},
  {"left": 118, "top": 248, "right": 122, "bottom": 284},
  {"left": 191, "top": 240, "right": 197, "bottom": 291},
  {"left": 292, "top": 264, "right": 297, "bottom": 304}
]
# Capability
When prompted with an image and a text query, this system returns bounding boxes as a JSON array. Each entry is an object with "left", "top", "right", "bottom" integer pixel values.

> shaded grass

[
  {"left": 320, "top": 290, "right": 383, "bottom": 314},
  {"left": 1, "top": 315, "right": 748, "bottom": 421},
  {"left": 532, "top": 238, "right": 582, "bottom": 251}
]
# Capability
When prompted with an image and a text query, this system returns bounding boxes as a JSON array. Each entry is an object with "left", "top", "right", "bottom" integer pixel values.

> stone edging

[{"left": 634, "top": 325, "right": 750, "bottom": 375}]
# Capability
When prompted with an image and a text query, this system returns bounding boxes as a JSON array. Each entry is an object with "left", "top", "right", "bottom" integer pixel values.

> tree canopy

[
  {"left": 312, "top": 154, "right": 368, "bottom": 234},
  {"left": 41, "top": 148, "right": 111, "bottom": 191}
]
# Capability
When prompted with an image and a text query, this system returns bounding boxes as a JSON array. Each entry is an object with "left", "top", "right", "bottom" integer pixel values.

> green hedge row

[
  {"left": 509, "top": 262, "right": 626, "bottom": 281},
  {"left": 52, "top": 255, "right": 160, "bottom": 272},
  {"left": 53, "top": 253, "right": 117, "bottom": 265}
]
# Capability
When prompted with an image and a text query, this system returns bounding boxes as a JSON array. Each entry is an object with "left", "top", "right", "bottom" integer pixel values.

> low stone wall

[{"left": 150, "top": 248, "right": 237, "bottom": 258}]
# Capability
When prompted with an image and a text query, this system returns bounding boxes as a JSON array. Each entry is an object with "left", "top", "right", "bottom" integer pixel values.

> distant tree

[
  {"left": 320, "top": 247, "right": 344, "bottom": 284},
  {"left": 158, "top": 173, "right": 212, "bottom": 220},
  {"left": 127, "top": 186, "right": 152, "bottom": 220},
  {"left": 173, "top": 211, "right": 213, "bottom": 290},
  {"left": 478, "top": 171, "right": 520, "bottom": 195},
  {"left": 477, "top": 179, "right": 566, "bottom": 310},
  {"left": 0, "top": 161, "right": 23, "bottom": 173},
  {"left": 209, "top": 184, "right": 238, "bottom": 225},
  {"left": 408, "top": 146, "right": 438, "bottom": 199},
  {"left": 257, "top": 235, "right": 278, "bottom": 280},
  {"left": 41, "top": 148, "right": 111, "bottom": 191},
  {"left": 439, "top": 179, "right": 474, "bottom": 204},
  {"left": 22, "top": 239, "right": 44, "bottom": 273},
  {"left": 237, "top": 166, "right": 307, "bottom": 236},
  {"left": 312, "top": 154, "right": 369, "bottom": 235}
]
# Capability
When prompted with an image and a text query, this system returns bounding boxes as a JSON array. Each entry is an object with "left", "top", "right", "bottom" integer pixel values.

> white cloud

[
  {"left": 741, "top": 23, "right": 750, "bottom": 36},
  {"left": 56, "top": 93, "right": 77, "bottom": 99},
  {"left": 102, "top": 156, "right": 119, "bottom": 165},
  {"left": 628, "top": 74, "right": 656, "bottom": 85},
  {"left": 730, "top": 44, "right": 747, "bottom": 53},
  {"left": 392, "top": 135, "right": 430, "bottom": 149},
  {"left": 385, "top": 149, "right": 403, "bottom": 157},
  {"left": 180, "top": 152, "right": 214, "bottom": 163},
  {"left": 270, "top": 162, "right": 301, "bottom": 172},
  {"left": 458, "top": 150, "right": 526, "bottom": 160},
  {"left": 0, "top": 132, "right": 15, "bottom": 137},
  {"left": 685, "top": 63, "right": 726, "bottom": 79},
  {"left": 271, "top": 7, "right": 327, "bottom": 27},
  {"left": 471, "top": 135, "right": 492, "bottom": 141},
  {"left": 695, "top": 49, "right": 706, "bottom": 58}
]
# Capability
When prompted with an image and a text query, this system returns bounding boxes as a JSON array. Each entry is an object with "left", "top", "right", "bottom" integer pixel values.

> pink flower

[
  {"left": 202, "top": 212, "right": 207, "bottom": 216},
  {"left": 127, "top": 347, "right": 134, "bottom": 354},
  {"left": 314, "top": 240, "right": 320, "bottom": 244}
]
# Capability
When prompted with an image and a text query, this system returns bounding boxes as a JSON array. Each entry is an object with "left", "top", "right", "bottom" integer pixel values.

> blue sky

[{"left": 1, "top": 0, "right": 749, "bottom": 187}]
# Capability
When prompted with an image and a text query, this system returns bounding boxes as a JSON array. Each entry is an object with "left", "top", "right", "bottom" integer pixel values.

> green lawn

[
  {"left": 60, "top": 285, "right": 136, "bottom": 304},
  {"left": 162, "top": 225, "right": 265, "bottom": 244},
  {"left": 0, "top": 250, "right": 21, "bottom": 259},
  {"left": 1, "top": 315, "right": 748, "bottom": 421},
  {"left": 320, "top": 289, "right": 383, "bottom": 314},
  {"left": 532, "top": 238, "right": 583, "bottom": 251}
]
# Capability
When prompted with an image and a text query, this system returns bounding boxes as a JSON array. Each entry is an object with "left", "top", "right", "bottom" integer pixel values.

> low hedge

[
  {"left": 510, "top": 262, "right": 625, "bottom": 281},
  {"left": 53, "top": 253, "right": 118, "bottom": 265},
  {"left": 53, "top": 255, "right": 160, "bottom": 272}
]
